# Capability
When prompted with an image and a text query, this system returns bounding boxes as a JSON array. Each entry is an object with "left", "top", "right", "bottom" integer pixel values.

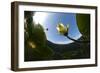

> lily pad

[{"left": 76, "top": 14, "right": 90, "bottom": 39}]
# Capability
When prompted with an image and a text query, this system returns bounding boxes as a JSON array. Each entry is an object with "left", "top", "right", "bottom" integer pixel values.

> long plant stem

[{"left": 66, "top": 35, "right": 90, "bottom": 43}]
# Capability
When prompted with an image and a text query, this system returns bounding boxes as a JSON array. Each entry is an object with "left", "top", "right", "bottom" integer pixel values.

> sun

[{"left": 33, "top": 12, "right": 48, "bottom": 26}]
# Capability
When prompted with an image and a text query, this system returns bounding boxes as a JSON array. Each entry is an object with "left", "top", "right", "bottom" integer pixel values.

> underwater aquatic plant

[{"left": 56, "top": 22, "right": 89, "bottom": 43}]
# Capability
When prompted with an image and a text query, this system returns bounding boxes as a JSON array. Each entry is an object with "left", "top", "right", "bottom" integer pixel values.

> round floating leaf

[{"left": 76, "top": 14, "right": 90, "bottom": 38}]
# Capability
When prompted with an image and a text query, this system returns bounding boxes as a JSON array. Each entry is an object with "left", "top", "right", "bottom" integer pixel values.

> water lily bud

[{"left": 56, "top": 23, "right": 69, "bottom": 36}]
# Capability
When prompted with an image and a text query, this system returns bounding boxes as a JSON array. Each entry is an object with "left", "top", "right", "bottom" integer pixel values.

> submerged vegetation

[
  {"left": 24, "top": 11, "right": 54, "bottom": 61},
  {"left": 24, "top": 11, "right": 90, "bottom": 61}
]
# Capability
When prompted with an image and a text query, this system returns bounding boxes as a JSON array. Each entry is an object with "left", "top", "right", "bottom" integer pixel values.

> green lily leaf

[
  {"left": 24, "top": 11, "right": 54, "bottom": 61},
  {"left": 76, "top": 14, "right": 90, "bottom": 39}
]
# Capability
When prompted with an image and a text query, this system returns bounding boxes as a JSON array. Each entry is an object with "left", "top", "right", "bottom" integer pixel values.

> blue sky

[{"left": 33, "top": 12, "right": 82, "bottom": 44}]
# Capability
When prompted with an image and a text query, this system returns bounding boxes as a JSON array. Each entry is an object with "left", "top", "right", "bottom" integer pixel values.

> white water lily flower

[{"left": 56, "top": 23, "right": 69, "bottom": 35}]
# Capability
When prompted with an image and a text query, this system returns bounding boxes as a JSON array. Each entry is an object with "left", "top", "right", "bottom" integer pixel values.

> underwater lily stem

[{"left": 66, "top": 35, "right": 90, "bottom": 43}]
